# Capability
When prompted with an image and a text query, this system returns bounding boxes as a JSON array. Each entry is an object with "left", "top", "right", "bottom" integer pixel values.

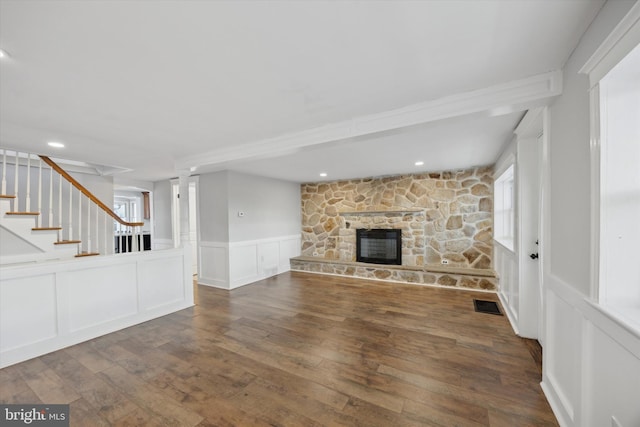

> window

[
  {"left": 494, "top": 165, "right": 515, "bottom": 251},
  {"left": 114, "top": 197, "right": 138, "bottom": 234},
  {"left": 581, "top": 3, "right": 640, "bottom": 330},
  {"left": 597, "top": 44, "right": 640, "bottom": 319}
]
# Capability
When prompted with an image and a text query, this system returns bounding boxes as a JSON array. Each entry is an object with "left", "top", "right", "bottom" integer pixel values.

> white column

[
  {"left": 178, "top": 170, "right": 194, "bottom": 305},
  {"left": 178, "top": 170, "right": 191, "bottom": 247}
]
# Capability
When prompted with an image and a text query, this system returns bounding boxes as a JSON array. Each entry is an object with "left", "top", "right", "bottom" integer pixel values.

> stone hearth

[{"left": 290, "top": 256, "right": 497, "bottom": 291}]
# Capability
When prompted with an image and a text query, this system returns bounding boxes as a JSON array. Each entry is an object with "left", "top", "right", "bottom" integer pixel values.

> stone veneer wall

[{"left": 301, "top": 167, "right": 493, "bottom": 270}]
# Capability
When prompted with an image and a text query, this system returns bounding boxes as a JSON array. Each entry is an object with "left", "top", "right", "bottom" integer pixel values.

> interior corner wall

[
  {"left": 543, "top": 1, "right": 640, "bottom": 427},
  {"left": 198, "top": 170, "right": 301, "bottom": 290}
]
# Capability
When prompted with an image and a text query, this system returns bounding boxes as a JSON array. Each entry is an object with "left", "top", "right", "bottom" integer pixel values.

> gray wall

[
  {"left": 226, "top": 171, "right": 301, "bottom": 242},
  {"left": 152, "top": 179, "right": 173, "bottom": 240},
  {"left": 196, "top": 170, "right": 300, "bottom": 243},
  {"left": 198, "top": 171, "right": 229, "bottom": 242}
]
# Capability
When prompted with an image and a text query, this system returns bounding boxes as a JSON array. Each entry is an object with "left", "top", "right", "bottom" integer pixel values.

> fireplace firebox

[{"left": 356, "top": 228, "right": 402, "bottom": 265}]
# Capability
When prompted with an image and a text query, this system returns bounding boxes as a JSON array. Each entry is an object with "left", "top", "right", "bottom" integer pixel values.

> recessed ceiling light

[
  {"left": 319, "top": 172, "right": 327, "bottom": 177},
  {"left": 0, "top": 49, "right": 8, "bottom": 59},
  {"left": 415, "top": 161, "right": 424, "bottom": 166},
  {"left": 47, "top": 141, "right": 65, "bottom": 148}
]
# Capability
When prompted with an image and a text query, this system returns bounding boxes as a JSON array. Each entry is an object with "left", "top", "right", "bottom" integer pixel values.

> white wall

[{"left": 543, "top": 1, "right": 640, "bottom": 427}]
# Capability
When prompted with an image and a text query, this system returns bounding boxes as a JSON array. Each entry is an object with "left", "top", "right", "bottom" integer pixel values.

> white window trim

[
  {"left": 494, "top": 164, "right": 516, "bottom": 252},
  {"left": 581, "top": 2, "right": 640, "bottom": 321}
]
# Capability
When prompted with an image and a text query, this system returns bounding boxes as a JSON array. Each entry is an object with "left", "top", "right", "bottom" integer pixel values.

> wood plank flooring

[{"left": 1, "top": 271, "right": 558, "bottom": 426}]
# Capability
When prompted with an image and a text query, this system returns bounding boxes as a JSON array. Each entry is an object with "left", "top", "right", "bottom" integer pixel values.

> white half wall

[
  {"left": 0, "top": 247, "right": 194, "bottom": 368},
  {"left": 542, "top": 274, "right": 640, "bottom": 427},
  {"left": 199, "top": 234, "right": 301, "bottom": 290}
]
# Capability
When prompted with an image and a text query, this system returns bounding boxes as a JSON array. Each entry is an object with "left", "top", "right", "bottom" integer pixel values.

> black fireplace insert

[{"left": 356, "top": 228, "right": 402, "bottom": 265}]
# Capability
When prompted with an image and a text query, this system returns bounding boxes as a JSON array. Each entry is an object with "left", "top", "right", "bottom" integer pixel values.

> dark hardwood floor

[{"left": 1, "top": 271, "right": 557, "bottom": 426}]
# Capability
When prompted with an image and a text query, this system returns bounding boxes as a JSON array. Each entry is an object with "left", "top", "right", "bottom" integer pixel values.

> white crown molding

[
  {"left": 176, "top": 70, "right": 562, "bottom": 171},
  {"left": 579, "top": 1, "right": 640, "bottom": 87}
]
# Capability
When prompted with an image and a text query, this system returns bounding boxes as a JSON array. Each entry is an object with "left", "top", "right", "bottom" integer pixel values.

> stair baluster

[
  {"left": 13, "top": 151, "right": 19, "bottom": 211},
  {"left": 68, "top": 181, "right": 73, "bottom": 241},
  {"left": 86, "top": 194, "right": 91, "bottom": 254},
  {"left": 77, "top": 189, "right": 82, "bottom": 254},
  {"left": 49, "top": 165, "right": 54, "bottom": 228},
  {"left": 58, "top": 172, "right": 63, "bottom": 238},
  {"left": 95, "top": 201, "right": 99, "bottom": 255},
  {"left": 37, "top": 158, "right": 42, "bottom": 228},
  {"left": 25, "top": 153, "right": 31, "bottom": 212},
  {"left": 1, "top": 149, "right": 6, "bottom": 195}
]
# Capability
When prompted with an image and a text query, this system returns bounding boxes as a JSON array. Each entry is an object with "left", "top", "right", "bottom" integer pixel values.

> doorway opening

[{"left": 171, "top": 179, "right": 199, "bottom": 276}]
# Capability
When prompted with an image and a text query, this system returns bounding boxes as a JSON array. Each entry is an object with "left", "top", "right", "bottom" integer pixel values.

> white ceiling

[{"left": 0, "top": 0, "right": 604, "bottom": 183}]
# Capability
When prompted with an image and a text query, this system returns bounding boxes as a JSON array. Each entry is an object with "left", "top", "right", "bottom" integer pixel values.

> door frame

[{"left": 171, "top": 176, "right": 200, "bottom": 276}]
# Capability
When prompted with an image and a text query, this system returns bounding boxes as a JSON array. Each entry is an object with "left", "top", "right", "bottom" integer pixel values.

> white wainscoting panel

[
  {"left": 199, "top": 242, "right": 228, "bottom": 289},
  {"left": 138, "top": 254, "right": 186, "bottom": 311},
  {"left": 229, "top": 244, "right": 259, "bottom": 288},
  {"left": 279, "top": 237, "right": 301, "bottom": 272},
  {"left": 61, "top": 263, "right": 138, "bottom": 332},
  {"left": 0, "top": 274, "right": 57, "bottom": 352},
  {"left": 258, "top": 241, "right": 279, "bottom": 277},
  {"left": 0, "top": 247, "right": 194, "bottom": 368},
  {"left": 584, "top": 321, "right": 640, "bottom": 427},
  {"left": 200, "top": 235, "right": 301, "bottom": 290},
  {"left": 542, "top": 273, "right": 640, "bottom": 427},
  {"left": 495, "top": 241, "right": 519, "bottom": 334},
  {"left": 544, "top": 282, "right": 580, "bottom": 425}
]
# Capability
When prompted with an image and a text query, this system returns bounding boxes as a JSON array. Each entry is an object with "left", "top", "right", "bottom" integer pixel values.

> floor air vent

[{"left": 473, "top": 299, "right": 502, "bottom": 316}]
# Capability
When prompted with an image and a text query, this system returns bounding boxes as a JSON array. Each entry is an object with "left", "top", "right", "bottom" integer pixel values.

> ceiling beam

[{"left": 176, "top": 70, "right": 562, "bottom": 172}]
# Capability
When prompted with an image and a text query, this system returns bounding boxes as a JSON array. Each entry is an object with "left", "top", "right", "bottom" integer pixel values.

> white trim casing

[{"left": 579, "top": 2, "right": 640, "bottom": 88}]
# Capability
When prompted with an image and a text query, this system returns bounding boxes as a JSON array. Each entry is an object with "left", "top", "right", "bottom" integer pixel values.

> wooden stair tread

[
  {"left": 55, "top": 240, "right": 81, "bottom": 245},
  {"left": 33, "top": 227, "right": 63, "bottom": 231},
  {"left": 0, "top": 195, "right": 16, "bottom": 199},
  {"left": 75, "top": 252, "right": 100, "bottom": 258},
  {"left": 6, "top": 211, "right": 40, "bottom": 216}
]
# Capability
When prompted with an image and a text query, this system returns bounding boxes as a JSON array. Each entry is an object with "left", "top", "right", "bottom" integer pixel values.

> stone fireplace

[{"left": 291, "top": 167, "right": 497, "bottom": 291}]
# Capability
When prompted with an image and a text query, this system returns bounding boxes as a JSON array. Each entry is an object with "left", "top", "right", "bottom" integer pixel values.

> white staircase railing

[{"left": 0, "top": 148, "right": 146, "bottom": 258}]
